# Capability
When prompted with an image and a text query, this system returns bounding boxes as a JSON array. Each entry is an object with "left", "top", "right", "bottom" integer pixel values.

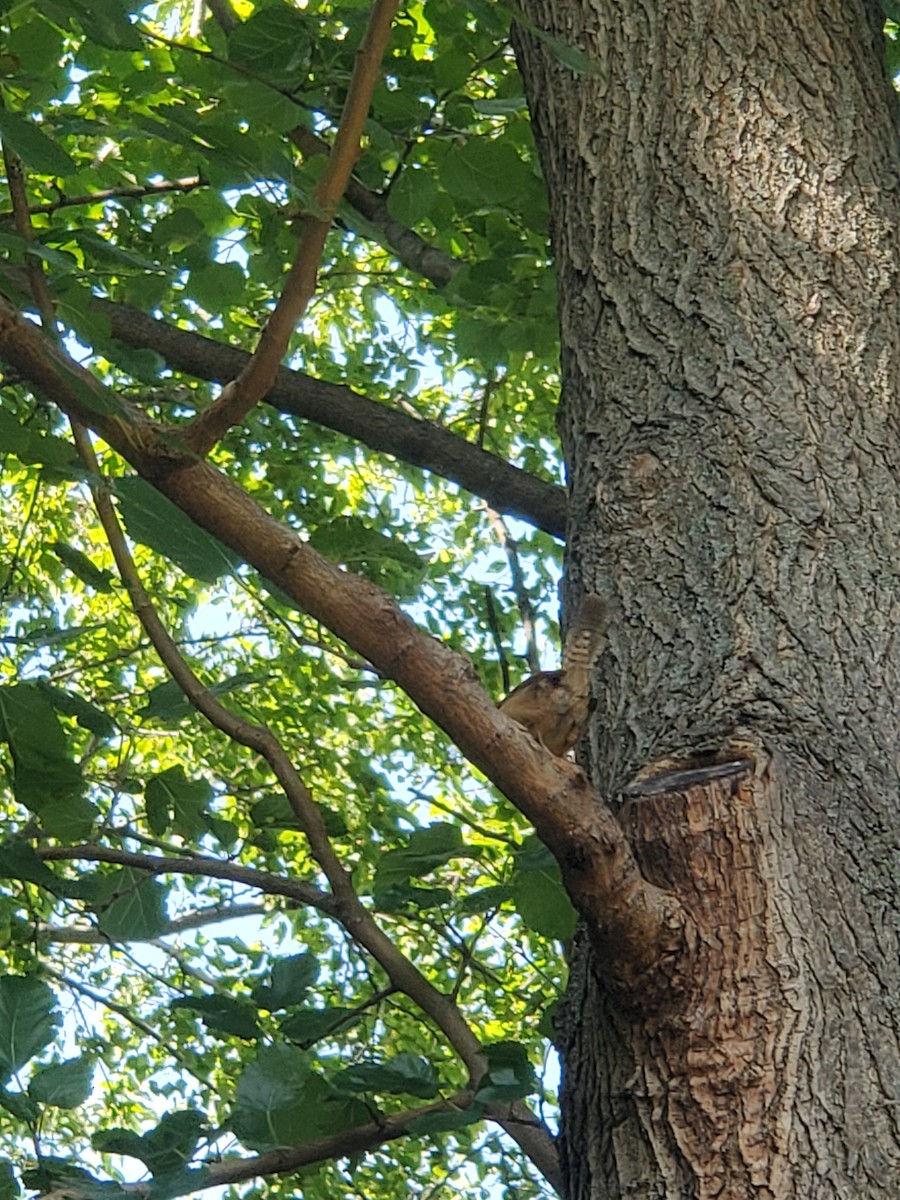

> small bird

[{"left": 498, "top": 595, "right": 607, "bottom": 756}]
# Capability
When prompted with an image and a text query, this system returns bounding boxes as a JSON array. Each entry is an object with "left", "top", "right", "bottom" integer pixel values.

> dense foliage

[
  {"left": 2, "top": 3, "right": 898, "bottom": 1199},
  {"left": 0, "top": 2, "right": 574, "bottom": 1198}
]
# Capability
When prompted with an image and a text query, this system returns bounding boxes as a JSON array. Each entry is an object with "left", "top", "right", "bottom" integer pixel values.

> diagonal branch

[
  {"left": 185, "top": 0, "right": 401, "bottom": 455},
  {"left": 59, "top": 430, "right": 561, "bottom": 1188},
  {"left": 33, "top": 1085, "right": 553, "bottom": 1200},
  {"left": 98, "top": 295, "right": 567, "bottom": 538},
  {"left": 0, "top": 297, "right": 688, "bottom": 1001}
]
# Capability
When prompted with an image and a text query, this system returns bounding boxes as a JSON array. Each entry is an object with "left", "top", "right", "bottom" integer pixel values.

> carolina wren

[{"left": 498, "top": 595, "right": 607, "bottom": 756}]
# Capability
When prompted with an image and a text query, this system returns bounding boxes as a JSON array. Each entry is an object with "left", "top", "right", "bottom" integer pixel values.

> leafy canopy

[{"left": 0, "top": 2, "right": 568, "bottom": 1199}]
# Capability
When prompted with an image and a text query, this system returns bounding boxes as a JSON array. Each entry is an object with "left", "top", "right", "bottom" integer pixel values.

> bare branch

[
  {"left": 33, "top": 902, "right": 267, "bottom": 944},
  {"left": 486, "top": 507, "right": 541, "bottom": 673},
  {"left": 186, "top": 0, "right": 402, "bottom": 454},
  {"left": 40, "top": 843, "right": 337, "bottom": 909},
  {"left": 205, "top": 0, "right": 238, "bottom": 33},
  {"left": 2, "top": 140, "right": 57, "bottom": 329},
  {"left": 0, "top": 176, "right": 204, "bottom": 219}
]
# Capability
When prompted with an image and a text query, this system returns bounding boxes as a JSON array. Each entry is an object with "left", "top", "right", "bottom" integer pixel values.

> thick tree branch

[
  {"left": 51, "top": 423, "right": 560, "bottom": 1185},
  {"left": 97, "top": 296, "right": 567, "bottom": 538},
  {"left": 0, "top": 301, "right": 686, "bottom": 998},
  {"left": 32, "top": 1087, "right": 557, "bottom": 1200},
  {"left": 186, "top": 0, "right": 401, "bottom": 453}
]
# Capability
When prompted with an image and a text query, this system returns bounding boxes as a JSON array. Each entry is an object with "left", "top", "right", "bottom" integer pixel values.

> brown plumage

[{"left": 498, "top": 595, "right": 607, "bottom": 756}]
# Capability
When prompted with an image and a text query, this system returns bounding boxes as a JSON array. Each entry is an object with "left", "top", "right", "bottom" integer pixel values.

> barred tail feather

[{"left": 561, "top": 595, "right": 608, "bottom": 676}]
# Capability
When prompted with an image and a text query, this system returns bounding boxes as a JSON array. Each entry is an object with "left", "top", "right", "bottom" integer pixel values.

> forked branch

[
  {"left": 61, "top": 430, "right": 561, "bottom": 1190},
  {"left": 0, "top": 298, "right": 688, "bottom": 997}
]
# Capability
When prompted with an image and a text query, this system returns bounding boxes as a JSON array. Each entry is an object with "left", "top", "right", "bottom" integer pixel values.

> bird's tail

[{"left": 561, "top": 594, "right": 608, "bottom": 681}]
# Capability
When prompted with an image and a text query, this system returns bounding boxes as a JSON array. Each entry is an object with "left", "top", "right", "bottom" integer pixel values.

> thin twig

[
  {"left": 1, "top": 138, "right": 56, "bottom": 328},
  {"left": 475, "top": 372, "right": 503, "bottom": 450},
  {"left": 185, "top": 0, "right": 402, "bottom": 454},
  {"left": 34, "top": 901, "right": 267, "bottom": 944},
  {"left": 485, "top": 507, "right": 541, "bottom": 673},
  {"left": 40, "top": 844, "right": 336, "bottom": 910},
  {"left": 483, "top": 587, "right": 512, "bottom": 694},
  {"left": 0, "top": 176, "right": 204, "bottom": 219}
]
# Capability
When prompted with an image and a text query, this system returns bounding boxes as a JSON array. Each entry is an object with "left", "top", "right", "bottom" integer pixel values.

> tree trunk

[{"left": 514, "top": 1, "right": 900, "bottom": 1195}]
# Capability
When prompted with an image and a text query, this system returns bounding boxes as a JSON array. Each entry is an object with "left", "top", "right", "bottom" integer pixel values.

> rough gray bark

[{"left": 515, "top": 0, "right": 900, "bottom": 1196}]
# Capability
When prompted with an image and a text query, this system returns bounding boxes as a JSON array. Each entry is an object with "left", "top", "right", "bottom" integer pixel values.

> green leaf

[
  {"left": 144, "top": 767, "right": 213, "bottom": 839},
  {"left": 439, "top": 139, "right": 528, "bottom": 209},
  {"left": 279, "top": 1006, "right": 360, "bottom": 1045},
  {"left": 372, "top": 882, "right": 453, "bottom": 913},
  {"left": 0, "top": 1158, "right": 18, "bottom": 1200},
  {"left": 0, "top": 111, "right": 75, "bottom": 176},
  {"left": 250, "top": 793, "right": 298, "bottom": 830},
  {"left": 7, "top": 17, "right": 65, "bottom": 76},
  {"left": 139, "top": 673, "right": 258, "bottom": 724},
  {"left": 373, "top": 823, "right": 465, "bottom": 892},
  {"left": 93, "top": 1109, "right": 206, "bottom": 1177},
  {"left": 334, "top": 1053, "right": 439, "bottom": 1100},
  {"left": 511, "top": 837, "right": 577, "bottom": 941},
  {"left": 20, "top": 1159, "right": 126, "bottom": 1200},
  {"left": 231, "top": 1044, "right": 368, "bottom": 1151},
  {"left": 0, "top": 1088, "right": 39, "bottom": 1123},
  {"left": 61, "top": 0, "right": 143, "bottom": 50},
  {"left": 95, "top": 869, "right": 168, "bottom": 941},
  {"left": 228, "top": 7, "right": 311, "bottom": 84},
  {"left": 407, "top": 1103, "right": 482, "bottom": 1136},
  {"left": 0, "top": 409, "right": 77, "bottom": 469},
  {"left": 28, "top": 1056, "right": 93, "bottom": 1108},
  {"left": 146, "top": 1166, "right": 212, "bottom": 1200},
  {"left": 0, "top": 684, "right": 94, "bottom": 838},
  {"left": 308, "top": 517, "right": 428, "bottom": 599},
  {"left": 0, "top": 843, "right": 77, "bottom": 897},
  {"left": 0, "top": 976, "right": 59, "bottom": 1083},
  {"left": 251, "top": 952, "right": 319, "bottom": 1012},
  {"left": 50, "top": 543, "right": 115, "bottom": 592},
  {"left": 473, "top": 1041, "right": 535, "bottom": 1104},
  {"left": 387, "top": 168, "right": 439, "bottom": 227},
  {"left": 457, "top": 884, "right": 513, "bottom": 914},
  {"left": 169, "top": 994, "right": 261, "bottom": 1041},
  {"left": 35, "top": 679, "right": 116, "bottom": 739},
  {"left": 114, "top": 476, "right": 239, "bottom": 584}
]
